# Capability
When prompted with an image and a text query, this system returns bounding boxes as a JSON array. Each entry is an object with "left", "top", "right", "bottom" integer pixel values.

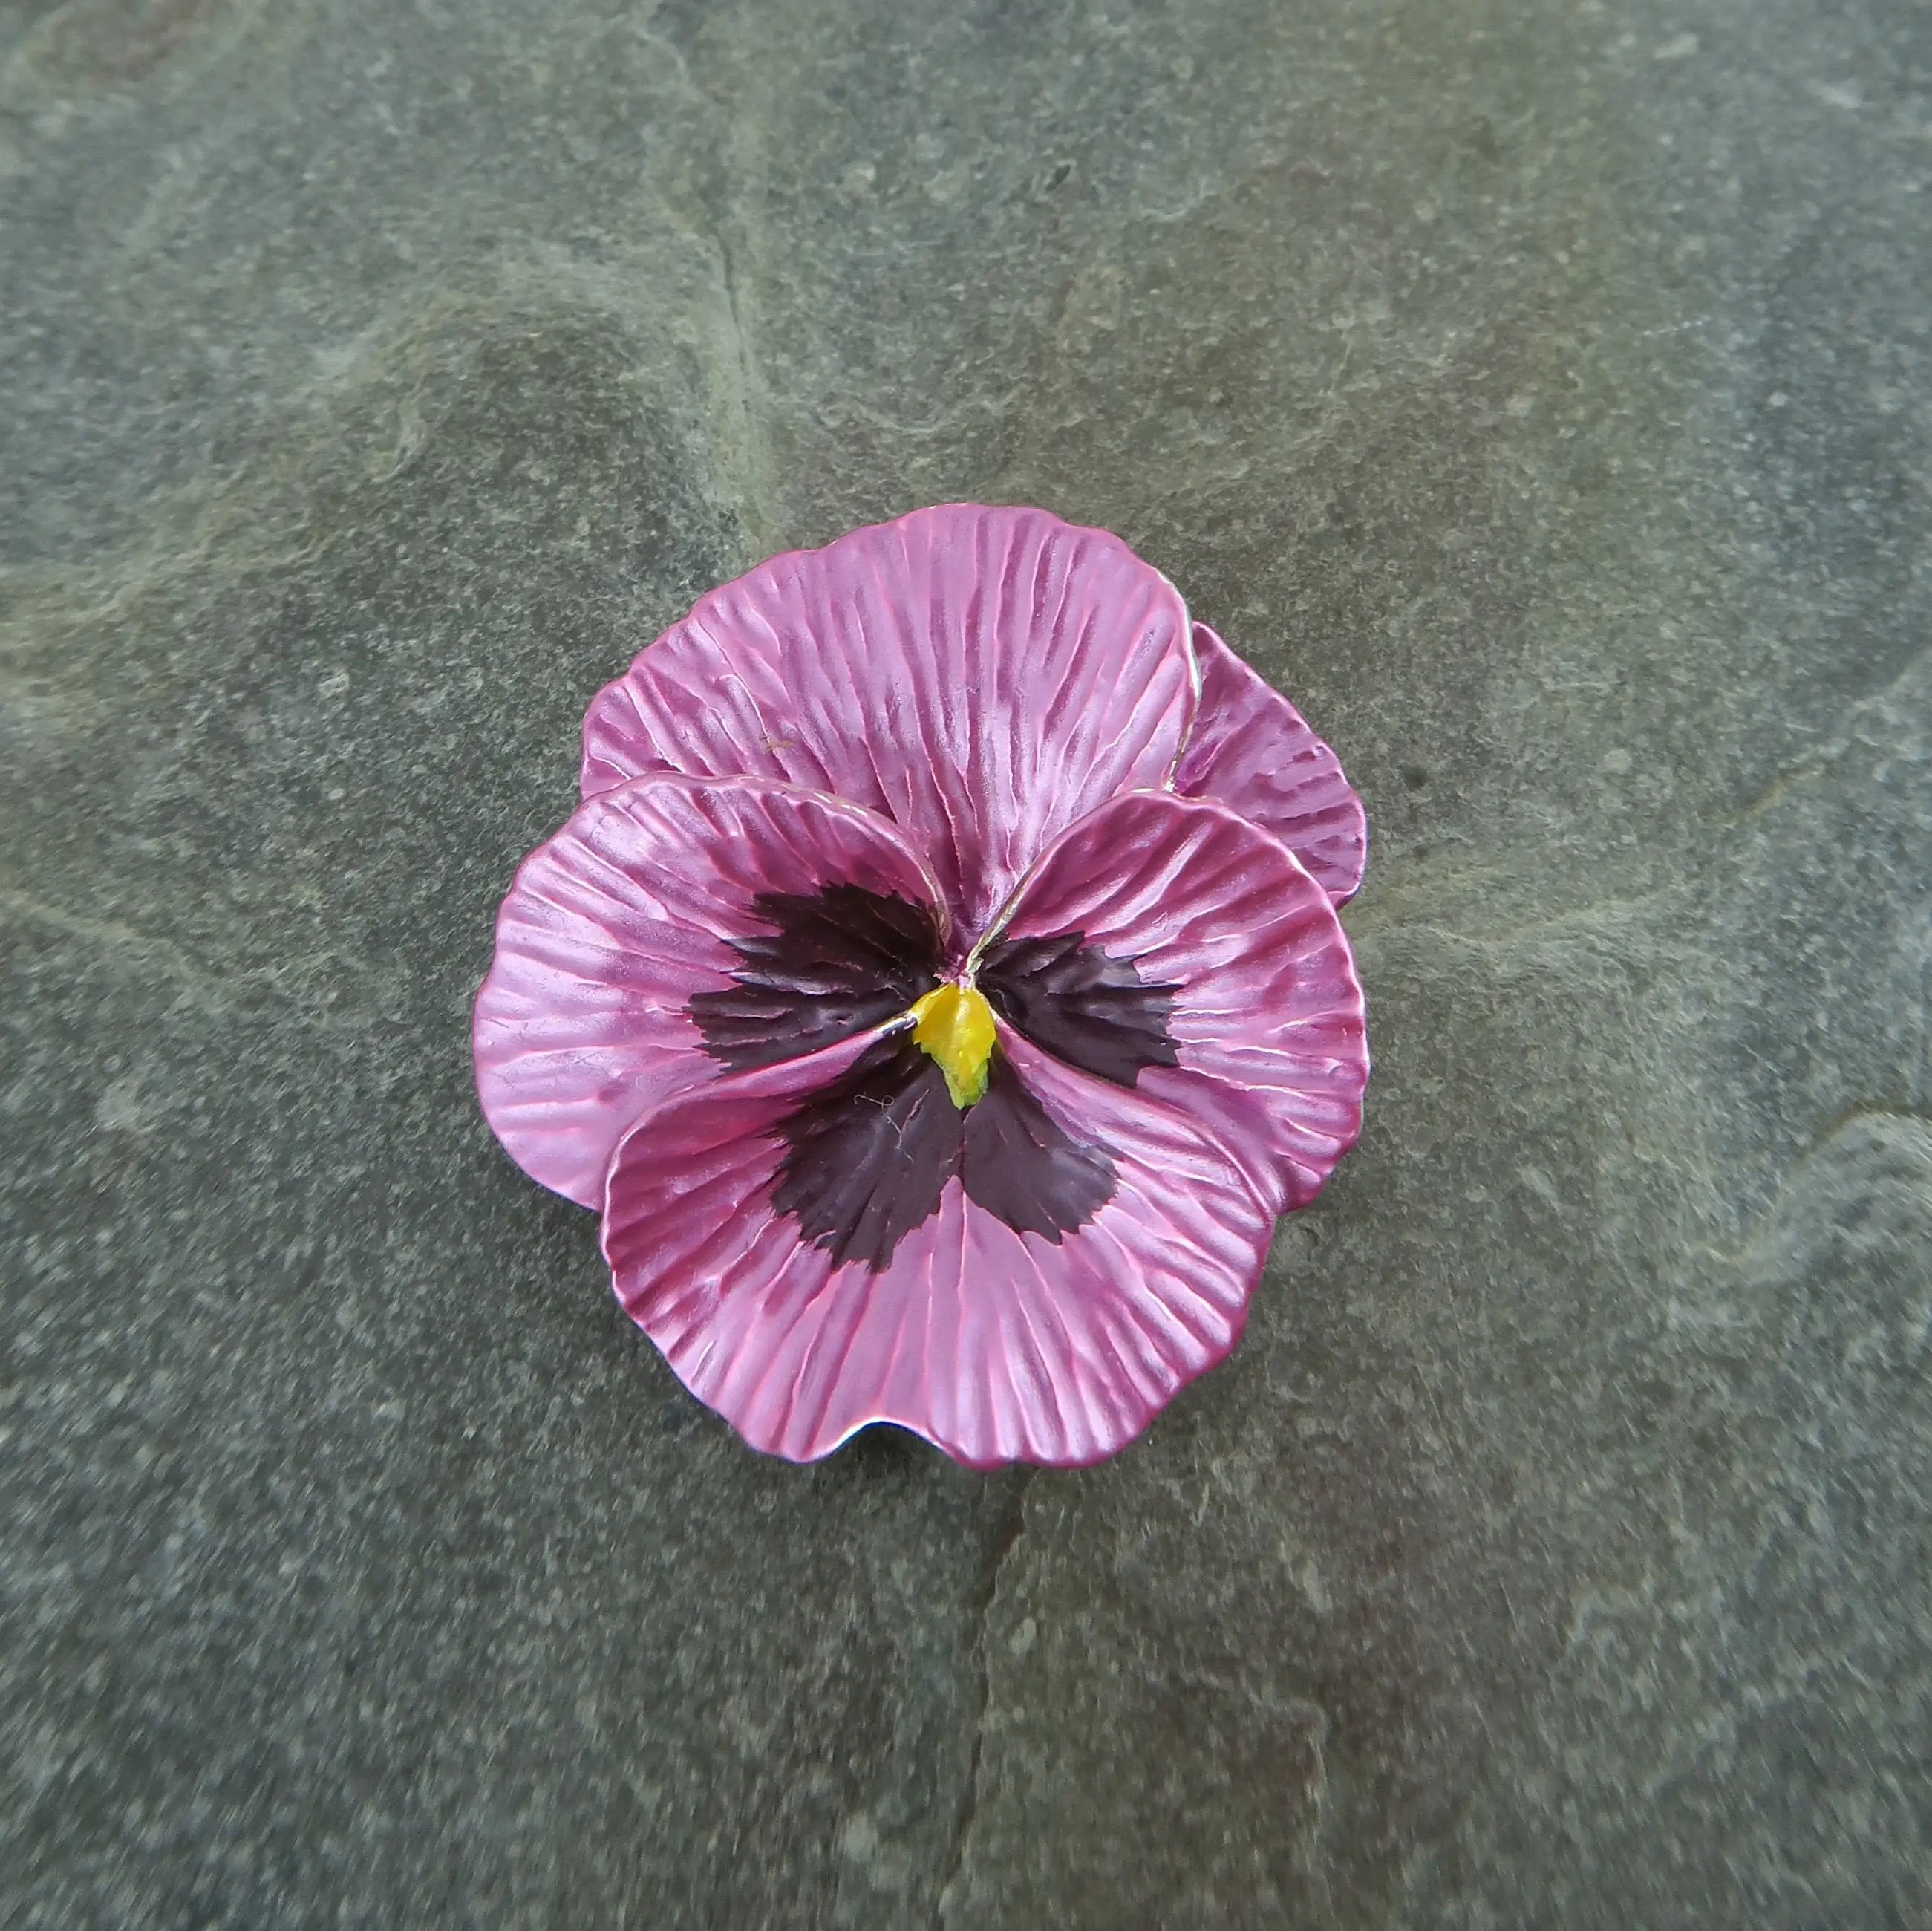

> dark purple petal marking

[
  {"left": 770, "top": 1035, "right": 962, "bottom": 1272},
  {"left": 960, "top": 1052, "right": 1115, "bottom": 1242},
  {"left": 976, "top": 931, "right": 1181, "bottom": 1088},
  {"left": 770, "top": 1037, "right": 1115, "bottom": 1272},
  {"left": 689, "top": 883, "right": 944, "bottom": 1070}
]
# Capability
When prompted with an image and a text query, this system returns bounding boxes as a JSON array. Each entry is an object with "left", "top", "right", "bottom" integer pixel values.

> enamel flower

[{"left": 474, "top": 504, "right": 1368, "bottom": 1468}]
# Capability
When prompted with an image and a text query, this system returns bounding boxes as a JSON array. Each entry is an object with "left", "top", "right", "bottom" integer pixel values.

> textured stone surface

[{"left": 3, "top": 0, "right": 1929, "bottom": 1924}]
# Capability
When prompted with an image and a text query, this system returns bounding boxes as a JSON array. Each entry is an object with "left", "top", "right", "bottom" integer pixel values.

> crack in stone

[
  {"left": 1350, "top": 887, "right": 1684, "bottom": 954},
  {"left": 933, "top": 1469, "right": 1033, "bottom": 1930},
  {"left": 2, "top": 890, "right": 241, "bottom": 1010},
  {"left": 1, "top": 888, "right": 379, "bottom": 1029}
]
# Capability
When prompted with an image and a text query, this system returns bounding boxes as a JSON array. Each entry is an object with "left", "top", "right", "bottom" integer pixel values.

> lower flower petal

[
  {"left": 600, "top": 1026, "right": 1278, "bottom": 1468},
  {"left": 989, "top": 789, "right": 1368, "bottom": 1208},
  {"left": 1174, "top": 622, "right": 1368, "bottom": 906},
  {"left": 473, "top": 773, "right": 945, "bottom": 1208}
]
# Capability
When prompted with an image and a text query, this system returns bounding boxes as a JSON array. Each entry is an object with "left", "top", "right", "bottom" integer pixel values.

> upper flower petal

[
  {"left": 472, "top": 772, "right": 946, "bottom": 1209},
  {"left": 578, "top": 504, "right": 1197, "bottom": 933},
  {"left": 599, "top": 1025, "right": 1278, "bottom": 1467},
  {"left": 985, "top": 789, "right": 1368, "bottom": 1208},
  {"left": 1172, "top": 622, "right": 1368, "bottom": 905}
]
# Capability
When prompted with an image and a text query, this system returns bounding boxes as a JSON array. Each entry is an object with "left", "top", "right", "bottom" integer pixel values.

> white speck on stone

[
  {"left": 94, "top": 1080, "right": 149, "bottom": 1133},
  {"left": 1301, "top": 1560, "right": 1332, "bottom": 1615},
  {"left": 1652, "top": 33, "right": 1699, "bottom": 62},
  {"left": 1521, "top": 1165, "right": 1567, "bottom": 1212},
  {"left": 1808, "top": 80, "right": 1863, "bottom": 111}
]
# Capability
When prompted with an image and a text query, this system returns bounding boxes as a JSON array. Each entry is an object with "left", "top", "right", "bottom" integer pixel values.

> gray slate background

[{"left": 4, "top": 0, "right": 1929, "bottom": 1924}]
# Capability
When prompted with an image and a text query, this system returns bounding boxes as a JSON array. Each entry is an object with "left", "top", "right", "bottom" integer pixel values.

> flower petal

[
  {"left": 1173, "top": 622, "right": 1368, "bottom": 905},
  {"left": 473, "top": 773, "right": 945, "bottom": 1208},
  {"left": 600, "top": 1026, "right": 1278, "bottom": 1468},
  {"left": 579, "top": 504, "right": 1196, "bottom": 933},
  {"left": 988, "top": 789, "right": 1368, "bottom": 1208}
]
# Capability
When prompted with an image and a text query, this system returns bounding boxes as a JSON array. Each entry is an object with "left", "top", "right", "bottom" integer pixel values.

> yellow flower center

[{"left": 907, "top": 982, "right": 997, "bottom": 1110}]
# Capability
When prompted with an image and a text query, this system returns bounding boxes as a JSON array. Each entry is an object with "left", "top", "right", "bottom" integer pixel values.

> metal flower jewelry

[{"left": 474, "top": 504, "right": 1368, "bottom": 1468}]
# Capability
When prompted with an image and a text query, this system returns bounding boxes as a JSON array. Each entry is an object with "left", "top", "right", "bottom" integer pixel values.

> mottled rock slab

[{"left": 3, "top": 0, "right": 1928, "bottom": 1924}]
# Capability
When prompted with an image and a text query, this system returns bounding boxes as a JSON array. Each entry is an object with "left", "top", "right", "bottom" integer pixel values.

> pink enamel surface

[
  {"left": 993, "top": 789, "right": 1368, "bottom": 1209},
  {"left": 1172, "top": 622, "right": 1368, "bottom": 906},
  {"left": 599, "top": 1026, "right": 1277, "bottom": 1468},
  {"left": 473, "top": 772, "right": 943, "bottom": 1208},
  {"left": 578, "top": 504, "right": 1196, "bottom": 934}
]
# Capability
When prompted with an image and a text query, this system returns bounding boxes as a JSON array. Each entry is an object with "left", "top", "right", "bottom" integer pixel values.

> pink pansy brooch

[{"left": 474, "top": 504, "right": 1368, "bottom": 1468}]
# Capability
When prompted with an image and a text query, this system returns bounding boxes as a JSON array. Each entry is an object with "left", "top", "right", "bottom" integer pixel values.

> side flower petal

[
  {"left": 473, "top": 774, "right": 946, "bottom": 1209},
  {"left": 1172, "top": 622, "right": 1368, "bottom": 905},
  {"left": 983, "top": 789, "right": 1368, "bottom": 1209},
  {"left": 578, "top": 504, "right": 1197, "bottom": 933},
  {"left": 599, "top": 1026, "right": 1279, "bottom": 1468}
]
